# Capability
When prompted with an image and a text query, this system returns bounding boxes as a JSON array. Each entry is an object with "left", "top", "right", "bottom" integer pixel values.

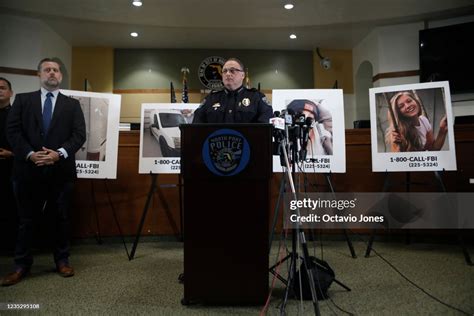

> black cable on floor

[{"left": 350, "top": 231, "right": 471, "bottom": 316}]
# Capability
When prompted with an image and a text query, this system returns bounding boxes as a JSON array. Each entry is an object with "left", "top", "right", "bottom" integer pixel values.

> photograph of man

[
  {"left": 2, "top": 58, "right": 86, "bottom": 286},
  {"left": 383, "top": 90, "right": 448, "bottom": 152},
  {"left": 192, "top": 57, "right": 273, "bottom": 123},
  {"left": 286, "top": 99, "right": 333, "bottom": 156},
  {"left": 0, "top": 77, "right": 16, "bottom": 251}
]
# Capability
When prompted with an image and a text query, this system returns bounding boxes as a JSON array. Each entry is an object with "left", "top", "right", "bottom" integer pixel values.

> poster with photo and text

[
  {"left": 139, "top": 103, "right": 199, "bottom": 174},
  {"left": 60, "top": 89, "right": 121, "bottom": 179},
  {"left": 369, "top": 81, "right": 456, "bottom": 172},
  {"left": 272, "top": 89, "right": 346, "bottom": 173}
]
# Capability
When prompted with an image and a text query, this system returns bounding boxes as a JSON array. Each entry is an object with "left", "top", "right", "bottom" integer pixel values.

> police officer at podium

[{"left": 193, "top": 58, "right": 273, "bottom": 123}]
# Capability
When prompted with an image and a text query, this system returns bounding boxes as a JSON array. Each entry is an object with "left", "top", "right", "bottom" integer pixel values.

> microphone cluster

[{"left": 270, "top": 110, "right": 314, "bottom": 162}]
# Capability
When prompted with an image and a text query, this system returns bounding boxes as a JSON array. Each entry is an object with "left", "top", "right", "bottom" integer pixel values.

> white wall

[
  {"left": 352, "top": 16, "right": 474, "bottom": 121},
  {"left": 0, "top": 14, "right": 71, "bottom": 96},
  {"left": 343, "top": 93, "right": 356, "bottom": 129},
  {"left": 377, "top": 22, "right": 423, "bottom": 74}
]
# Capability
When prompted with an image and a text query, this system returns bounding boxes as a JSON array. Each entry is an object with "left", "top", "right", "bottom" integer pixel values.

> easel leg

[
  {"left": 90, "top": 179, "right": 102, "bottom": 244},
  {"left": 325, "top": 173, "right": 357, "bottom": 258},
  {"left": 365, "top": 171, "right": 391, "bottom": 257},
  {"left": 130, "top": 173, "right": 158, "bottom": 260},
  {"left": 343, "top": 229, "right": 357, "bottom": 258},
  {"left": 365, "top": 231, "right": 376, "bottom": 257},
  {"left": 457, "top": 233, "right": 473, "bottom": 266},
  {"left": 434, "top": 170, "right": 472, "bottom": 265}
]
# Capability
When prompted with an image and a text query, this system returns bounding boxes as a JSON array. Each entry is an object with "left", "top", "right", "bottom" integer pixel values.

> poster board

[
  {"left": 139, "top": 103, "right": 199, "bottom": 174},
  {"left": 369, "top": 81, "right": 456, "bottom": 172},
  {"left": 272, "top": 89, "right": 346, "bottom": 173},
  {"left": 60, "top": 89, "right": 121, "bottom": 179}
]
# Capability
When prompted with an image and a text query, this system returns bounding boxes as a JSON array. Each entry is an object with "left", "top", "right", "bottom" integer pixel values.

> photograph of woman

[
  {"left": 286, "top": 99, "right": 333, "bottom": 156},
  {"left": 385, "top": 91, "right": 448, "bottom": 152}
]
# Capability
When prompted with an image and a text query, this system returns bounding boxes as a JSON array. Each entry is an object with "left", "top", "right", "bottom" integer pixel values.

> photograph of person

[
  {"left": 376, "top": 88, "right": 449, "bottom": 152},
  {"left": 60, "top": 89, "right": 121, "bottom": 179},
  {"left": 286, "top": 99, "right": 333, "bottom": 156}
]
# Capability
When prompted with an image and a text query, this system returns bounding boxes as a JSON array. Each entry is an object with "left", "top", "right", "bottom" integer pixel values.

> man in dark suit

[
  {"left": 2, "top": 58, "right": 86, "bottom": 286},
  {"left": 0, "top": 77, "right": 16, "bottom": 252}
]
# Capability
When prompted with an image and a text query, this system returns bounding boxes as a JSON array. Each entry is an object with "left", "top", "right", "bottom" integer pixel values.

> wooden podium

[{"left": 180, "top": 124, "right": 272, "bottom": 305}]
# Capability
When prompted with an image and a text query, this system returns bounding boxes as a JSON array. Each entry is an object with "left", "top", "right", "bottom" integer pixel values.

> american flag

[
  {"left": 181, "top": 67, "right": 190, "bottom": 103},
  {"left": 245, "top": 68, "right": 250, "bottom": 89},
  {"left": 170, "top": 82, "right": 177, "bottom": 103},
  {"left": 182, "top": 78, "right": 189, "bottom": 103}
]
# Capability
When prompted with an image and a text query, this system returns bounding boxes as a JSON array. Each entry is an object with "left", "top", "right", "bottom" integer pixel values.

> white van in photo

[{"left": 149, "top": 109, "right": 186, "bottom": 157}]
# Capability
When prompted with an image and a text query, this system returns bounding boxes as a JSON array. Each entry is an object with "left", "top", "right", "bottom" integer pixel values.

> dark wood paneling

[
  {"left": 72, "top": 127, "right": 474, "bottom": 238},
  {"left": 0, "top": 66, "right": 37, "bottom": 76},
  {"left": 372, "top": 70, "right": 419, "bottom": 82}
]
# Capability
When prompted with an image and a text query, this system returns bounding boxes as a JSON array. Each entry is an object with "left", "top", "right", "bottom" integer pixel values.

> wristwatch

[{"left": 57, "top": 150, "right": 65, "bottom": 160}]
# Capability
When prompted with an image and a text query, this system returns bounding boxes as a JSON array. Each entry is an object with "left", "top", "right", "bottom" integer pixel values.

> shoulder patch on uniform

[{"left": 261, "top": 96, "right": 271, "bottom": 106}]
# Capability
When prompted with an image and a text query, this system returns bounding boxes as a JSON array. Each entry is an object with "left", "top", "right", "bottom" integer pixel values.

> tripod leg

[
  {"left": 333, "top": 278, "right": 351, "bottom": 292},
  {"left": 269, "top": 253, "right": 292, "bottom": 285},
  {"left": 269, "top": 174, "right": 286, "bottom": 252},
  {"left": 280, "top": 253, "right": 296, "bottom": 314}
]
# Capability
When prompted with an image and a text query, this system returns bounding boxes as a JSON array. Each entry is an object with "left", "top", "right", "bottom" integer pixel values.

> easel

[
  {"left": 364, "top": 170, "right": 472, "bottom": 265},
  {"left": 129, "top": 172, "right": 183, "bottom": 260}
]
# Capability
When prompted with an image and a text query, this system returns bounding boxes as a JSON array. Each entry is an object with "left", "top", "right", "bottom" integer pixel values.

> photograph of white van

[{"left": 149, "top": 109, "right": 187, "bottom": 157}]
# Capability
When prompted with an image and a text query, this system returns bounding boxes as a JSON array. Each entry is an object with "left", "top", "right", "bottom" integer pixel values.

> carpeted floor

[{"left": 0, "top": 239, "right": 473, "bottom": 315}]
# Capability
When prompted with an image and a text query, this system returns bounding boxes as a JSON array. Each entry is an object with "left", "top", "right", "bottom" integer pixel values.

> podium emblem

[{"left": 202, "top": 129, "right": 250, "bottom": 176}]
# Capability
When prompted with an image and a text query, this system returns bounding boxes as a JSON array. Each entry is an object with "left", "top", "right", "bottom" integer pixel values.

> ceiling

[{"left": 2, "top": 0, "right": 474, "bottom": 50}]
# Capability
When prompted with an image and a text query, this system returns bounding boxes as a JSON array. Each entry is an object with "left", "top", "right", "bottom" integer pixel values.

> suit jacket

[{"left": 6, "top": 90, "right": 86, "bottom": 182}]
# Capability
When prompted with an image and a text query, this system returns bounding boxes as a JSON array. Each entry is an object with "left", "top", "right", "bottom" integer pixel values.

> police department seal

[
  {"left": 198, "top": 56, "right": 225, "bottom": 90},
  {"left": 202, "top": 129, "right": 251, "bottom": 176}
]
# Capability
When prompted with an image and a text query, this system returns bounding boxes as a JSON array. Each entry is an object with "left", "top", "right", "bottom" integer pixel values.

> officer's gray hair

[{"left": 225, "top": 57, "right": 245, "bottom": 71}]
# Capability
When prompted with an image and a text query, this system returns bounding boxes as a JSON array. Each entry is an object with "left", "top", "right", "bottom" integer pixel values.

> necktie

[{"left": 43, "top": 92, "right": 53, "bottom": 134}]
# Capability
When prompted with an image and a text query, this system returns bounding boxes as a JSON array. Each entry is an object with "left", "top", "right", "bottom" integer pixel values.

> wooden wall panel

[{"left": 71, "top": 127, "right": 474, "bottom": 238}]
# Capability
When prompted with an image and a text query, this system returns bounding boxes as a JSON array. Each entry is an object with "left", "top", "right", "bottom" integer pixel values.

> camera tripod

[{"left": 269, "top": 126, "right": 351, "bottom": 315}]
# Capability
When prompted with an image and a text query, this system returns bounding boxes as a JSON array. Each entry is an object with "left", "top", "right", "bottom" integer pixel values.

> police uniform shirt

[{"left": 193, "top": 86, "right": 273, "bottom": 123}]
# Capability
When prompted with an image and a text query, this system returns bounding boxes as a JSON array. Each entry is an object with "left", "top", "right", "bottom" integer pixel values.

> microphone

[
  {"left": 285, "top": 109, "right": 294, "bottom": 125},
  {"left": 294, "top": 113, "right": 305, "bottom": 125},
  {"left": 302, "top": 116, "right": 313, "bottom": 145},
  {"left": 299, "top": 117, "right": 313, "bottom": 161},
  {"left": 270, "top": 116, "right": 285, "bottom": 130}
]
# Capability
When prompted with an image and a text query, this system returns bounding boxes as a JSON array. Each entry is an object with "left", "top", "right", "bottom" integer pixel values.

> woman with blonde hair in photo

[{"left": 385, "top": 91, "right": 448, "bottom": 152}]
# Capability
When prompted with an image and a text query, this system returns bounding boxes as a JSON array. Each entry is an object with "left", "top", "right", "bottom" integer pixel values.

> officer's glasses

[{"left": 222, "top": 67, "right": 243, "bottom": 75}]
